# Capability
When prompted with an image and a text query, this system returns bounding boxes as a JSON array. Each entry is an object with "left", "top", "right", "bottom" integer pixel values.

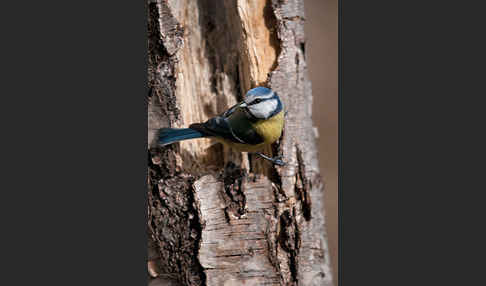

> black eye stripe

[
  {"left": 248, "top": 92, "right": 279, "bottom": 106},
  {"left": 249, "top": 98, "right": 265, "bottom": 105}
]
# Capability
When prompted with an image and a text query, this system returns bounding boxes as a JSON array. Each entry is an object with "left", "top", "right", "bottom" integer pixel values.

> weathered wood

[
  {"left": 195, "top": 174, "right": 280, "bottom": 286},
  {"left": 147, "top": 0, "right": 333, "bottom": 285}
]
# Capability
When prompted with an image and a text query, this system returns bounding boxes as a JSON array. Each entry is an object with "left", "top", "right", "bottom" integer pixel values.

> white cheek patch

[{"left": 249, "top": 99, "right": 278, "bottom": 119}]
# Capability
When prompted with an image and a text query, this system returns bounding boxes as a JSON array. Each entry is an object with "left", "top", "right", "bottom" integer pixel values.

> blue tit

[{"left": 158, "top": 87, "right": 285, "bottom": 165}]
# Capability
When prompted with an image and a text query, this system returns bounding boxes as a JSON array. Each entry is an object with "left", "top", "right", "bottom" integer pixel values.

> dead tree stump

[{"left": 147, "top": 0, "right": 334, "bottom": 285}]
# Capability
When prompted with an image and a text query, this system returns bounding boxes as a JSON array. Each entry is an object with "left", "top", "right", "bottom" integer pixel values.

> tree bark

[{"left": 147, "top": 0, "right": 334, "bottom": 285}]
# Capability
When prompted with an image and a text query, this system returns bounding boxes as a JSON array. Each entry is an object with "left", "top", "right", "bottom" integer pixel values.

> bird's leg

[{"left": 254, "top": 152, "right": 286, "bottom": 166}]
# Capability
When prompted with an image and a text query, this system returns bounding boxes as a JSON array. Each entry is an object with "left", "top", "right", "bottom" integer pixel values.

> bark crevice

[
  {"left": 221, "top": 162, "right": 248, "bottom": 221},
  {"left": 295, "top": 145, "right": 312, "bottom": 221}
]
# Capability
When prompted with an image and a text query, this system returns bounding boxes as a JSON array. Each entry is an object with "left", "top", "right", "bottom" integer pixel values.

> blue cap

[{"left": 246, "top": 86, "right": 273, "bottom": 96}]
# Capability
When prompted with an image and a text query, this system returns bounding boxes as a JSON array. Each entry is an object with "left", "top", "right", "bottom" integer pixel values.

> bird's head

[{"left": 240, "top": 87, "right": 283, "bottom": 120}]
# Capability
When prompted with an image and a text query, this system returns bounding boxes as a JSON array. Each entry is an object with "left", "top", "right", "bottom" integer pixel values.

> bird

[{"left": 158, "top": 86, "right": 285, "bottom": 165}]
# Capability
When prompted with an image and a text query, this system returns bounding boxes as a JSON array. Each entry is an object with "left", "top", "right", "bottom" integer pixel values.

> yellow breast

[
  {"left": 252, "top": 110, "right": 285, "bottom": 144},
  {"left": 215, "top": 111, "right": 285, "bottom": 153}
]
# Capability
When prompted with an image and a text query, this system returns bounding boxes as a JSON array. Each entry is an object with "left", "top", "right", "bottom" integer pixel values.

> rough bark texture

[{"left": 147, "top": 0, "right": 333, "bottom": 285}]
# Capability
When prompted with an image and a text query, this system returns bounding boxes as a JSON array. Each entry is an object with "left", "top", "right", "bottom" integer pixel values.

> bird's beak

[{"left": 240, "top": 102, "right": 247, "bottom": 108}]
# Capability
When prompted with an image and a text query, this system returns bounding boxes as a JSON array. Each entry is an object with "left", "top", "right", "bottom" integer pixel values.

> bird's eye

[{"left": 254, "top": 99, "right": 262, "bottom": 104}]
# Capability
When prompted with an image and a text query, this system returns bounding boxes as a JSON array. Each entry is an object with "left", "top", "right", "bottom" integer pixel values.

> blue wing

[{"left": 190, "top": 106, "right": 264, "bottom": 145}]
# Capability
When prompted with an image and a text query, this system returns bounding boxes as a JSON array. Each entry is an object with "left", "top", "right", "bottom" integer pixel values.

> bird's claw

[
  {"left": 272, "top": 155, "right": 286, "bottom": 166},
  {"left": 273, "top": 158, "right": 286, "bottom": 166},
  {"left": 254, "top": 152, "right": 286, "bottom": 166}
]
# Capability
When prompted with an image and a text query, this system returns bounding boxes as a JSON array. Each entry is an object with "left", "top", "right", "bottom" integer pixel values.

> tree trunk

[{"left": 147, "top": 0, "right": 334, "bottom": 285}]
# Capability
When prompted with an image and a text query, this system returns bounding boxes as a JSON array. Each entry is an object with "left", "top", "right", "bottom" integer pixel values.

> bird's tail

[{"left": 158, "top": 128, "right": 207, "bottom": 146}]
